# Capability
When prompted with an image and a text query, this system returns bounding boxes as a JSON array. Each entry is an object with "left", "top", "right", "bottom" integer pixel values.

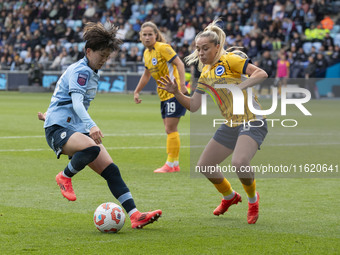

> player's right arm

[
  {"left": 158, "top": 75, "right": 201, "bottom": 112},
  {"left": 134, "top": 68, "right": 151, "bottom": 104},
  {"left": 71, "top": 92, "right": 103, "bottom": 144}
]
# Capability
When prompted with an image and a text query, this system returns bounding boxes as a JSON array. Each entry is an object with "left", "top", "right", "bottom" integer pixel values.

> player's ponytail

[
  {"left": 185, "top": 19, "right": 226, "bottom": 71},
  {"left": 140, "top": 22, "right": 166, "bottom": 43}
]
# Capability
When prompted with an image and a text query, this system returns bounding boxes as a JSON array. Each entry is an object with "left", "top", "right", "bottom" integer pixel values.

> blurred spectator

[
  {"left": 315, "top": 52, "right": 328, "bottom": 77},
  {"left": 28, "top": 61, "right": 43, "bottom": 86},
  {"left": 69, "top": 45, "right": 85, "bottom": 62},
  {"left": 276, "top": 53, "right": 290, "bottom": 93},
  {"left": 304, "top": 56, "right": 317, "bottom": 99},
  {"left": 309, "top": 46, "right": 318, "bottom": 59},
  {"left": 65, "top": 27, "right": 75, "bottom": 43},
  {"left": 54, "top": 17, "right": 67, "bottom": 39},
  {"left": 321, "top": 15, "right": 334, "bottom": 30},
  {"left": 258, "top": 50, "right": 276, "bottom": 95},
  {"left": 323, "top": 32, "right": 334, "bottom": 50},
  {"left": 84, "top": 2, "right": 97, "bottom": 19},
  {"left": 247, "top": 40, "right": 259, "bottom": 59}
]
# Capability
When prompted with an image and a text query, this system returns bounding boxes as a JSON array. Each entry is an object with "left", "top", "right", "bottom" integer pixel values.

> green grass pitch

[{"left": 0, "top": 92, "right": 339, "bottom": 254}]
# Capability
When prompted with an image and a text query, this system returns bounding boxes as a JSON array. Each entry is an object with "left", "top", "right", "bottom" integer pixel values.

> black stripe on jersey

[
  {"left": 168, "top": 54, "right": 177, "bottom": 63},
  {"left": 225, "top": 60, "right": 233, "bottom": 74},
  {"left": 219, "top": 89, "right": 231, "bottom": 113},
  {"left": 243, "top": 59, "right": 250, "bottom": 74}
]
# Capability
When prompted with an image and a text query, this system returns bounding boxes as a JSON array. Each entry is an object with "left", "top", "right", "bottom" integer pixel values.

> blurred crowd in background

[{"left": 0, "top": 0, "right": 339, "bottom": 81}]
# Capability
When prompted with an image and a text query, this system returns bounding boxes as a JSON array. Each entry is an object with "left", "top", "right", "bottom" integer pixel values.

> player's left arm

[
  {"left": 172, "top": 56, "right": 188, "bottom": 95},
  {"left": 238, "top": 63, "right": 268, "bottom": 90}
]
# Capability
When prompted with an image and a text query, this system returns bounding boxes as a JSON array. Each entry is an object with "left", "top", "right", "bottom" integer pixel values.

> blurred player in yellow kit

[{"left": 134, "top": 21, "right": 188, "bottom": 173}]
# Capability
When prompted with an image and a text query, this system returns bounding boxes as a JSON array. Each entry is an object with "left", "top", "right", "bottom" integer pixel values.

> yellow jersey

[
  {"left": 196, "top": 52, "right": 264, "bottom": 126},
  {"left": 144, "top": 41, "right": 181, "bottom": 101}
]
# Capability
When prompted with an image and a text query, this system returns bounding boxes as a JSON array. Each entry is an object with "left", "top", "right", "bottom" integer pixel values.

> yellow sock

[
  {"left": 242, "top": 180, "right": 256, "bottom": 198},
  {"left": 166, "top": 132, "right": 180, "bottom": 165},
  {"left": 213, "top": 178, "right": 233, "bottom": 197}
]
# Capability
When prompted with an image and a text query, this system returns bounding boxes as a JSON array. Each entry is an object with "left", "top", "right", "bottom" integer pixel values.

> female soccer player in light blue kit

[{"left": 42, "top": 22, "right": 161, "bottom": 229}]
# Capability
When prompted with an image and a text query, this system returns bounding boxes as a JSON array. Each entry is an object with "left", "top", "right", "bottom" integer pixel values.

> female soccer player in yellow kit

[
  {"left": 158, "top": 19, "right": 268, "bottom": 224},
  {"left": 134, "top": 22, "right": 188, "bottom": 173}
]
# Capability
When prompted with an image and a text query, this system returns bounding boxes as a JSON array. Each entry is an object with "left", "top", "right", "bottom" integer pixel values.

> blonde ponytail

[
  {"left": 184, "top": 19, "right": 226, "bottom": 71},
  {"left": 184, "top": 19, "right": 249, "bottom": 71}
]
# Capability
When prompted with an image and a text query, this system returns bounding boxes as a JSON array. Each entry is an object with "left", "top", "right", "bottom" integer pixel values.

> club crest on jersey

[
  {"left": 215, "top": 66, "right": 225, "bottom": 76},
  {"left": 77, "top": 73, "right": 88, "bottom": 86},
  {"left": 60, "top": 132, "right": 67, "bottom": 139},
  {"left": 152, "top": 58, "right": 157, "bottom": 65}
]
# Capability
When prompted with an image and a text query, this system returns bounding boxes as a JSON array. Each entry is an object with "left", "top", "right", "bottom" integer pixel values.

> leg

[
  {"left": 154, "top": 117, "right": 181, "bottom": 173},
  {"left": 231, "top": 135, "right": 258, "bottom": 185},
  {"left": 89, "top": 145, "right": 162, "bottom": 229},
  {"left": 197, "top": 138, "right": 233, "bottom": 183},
  {"left": 231, "top": 135, "right": 260, "bottom": 224},
  {"left": 55, "top": 133, "right": 101, "bottom": 201},
  {"left": 197, "top": 138, "right": 242, "bottom": 216}
]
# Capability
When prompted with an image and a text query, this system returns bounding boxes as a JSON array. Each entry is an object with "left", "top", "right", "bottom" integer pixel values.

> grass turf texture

[{"left": 0, "top": 92, "right": 339, "bottom": 254}]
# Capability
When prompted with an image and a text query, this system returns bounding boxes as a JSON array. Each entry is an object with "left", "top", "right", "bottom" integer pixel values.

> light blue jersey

[{"left": 44, "top": 57, "right": 99, "bottom": 133}]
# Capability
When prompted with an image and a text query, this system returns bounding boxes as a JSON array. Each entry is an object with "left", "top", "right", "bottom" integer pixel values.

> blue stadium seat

[
  {"left": 73, "top": 20, "right": 82, "bottom": 31},
  {"left": 303, "top": 42, "right": 312, "bottom": 53},
  {"left": 334, "top": 34, "right": 340, "bottom": 46},
  {"left": 312, "top": 42, "right": 322, "bottom": 51},
  {"left": 78, "top": 42, "right": 86, "bottom": 51}
]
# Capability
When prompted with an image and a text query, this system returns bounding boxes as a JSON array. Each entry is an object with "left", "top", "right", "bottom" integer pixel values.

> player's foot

[
  {"left": 213, "top": 192, "right": 242, "bottom": 216},
  {"left": 154, "top": 163, "right": 175, "bottom": 173},
  {"left": 247, "top": 192, "right": 259, "bottom": 224},
  {"left": 173, "top": 165, "right": 180, "bottom": 172},
  {"left": 130, "top": 210, "right": 162, "bottom": 229},
  {"left": 55, "top": 172, "right": 76, "bottom": 201}
]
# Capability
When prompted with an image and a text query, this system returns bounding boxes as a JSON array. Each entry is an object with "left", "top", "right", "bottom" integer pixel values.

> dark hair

[{"left": 83, "top": 22, "right": 122, "bottom": 52}]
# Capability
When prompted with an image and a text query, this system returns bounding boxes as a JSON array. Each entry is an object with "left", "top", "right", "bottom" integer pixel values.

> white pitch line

[
  {"left": 0, "top": 143, "right": 339, "bottom": 153},
  {"left": 0, "top": 133, "right": 189, "bottom": 139},
  {"left": 0, "top": 132, "right": 338, "bottom": 140}
]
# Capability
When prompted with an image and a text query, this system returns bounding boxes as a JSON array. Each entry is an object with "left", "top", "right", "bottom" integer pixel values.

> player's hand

[
  {"left": 157, "top": 75, "right": 179, "bottom": 94},
  {"left": 180, "top": 83, "right": 189, "bottom": 95},
  {"left": 90, "top": 126, "right": 104, "bottom": 144},
  {"left": 134, "top": 92, "right": 142, "bottom": 104},
  {"left": 38, "top": 112, "right": 46, "bottom": 121}
]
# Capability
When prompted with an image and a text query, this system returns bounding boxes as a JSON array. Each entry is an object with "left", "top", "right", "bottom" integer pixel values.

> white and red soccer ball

[{"left": 93, "top": 202, "right": 125, "bottom": 233}]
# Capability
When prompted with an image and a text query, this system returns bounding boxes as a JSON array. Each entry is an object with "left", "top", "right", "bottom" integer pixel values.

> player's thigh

[
  {"left": 232, "top": 135, "right": 258, "bottom": 167},
  {"left": 62, "top": 132, "right": 97, "bottom": 156},
  {"left": 232, "top": 135, "right": 259, "bottom": 182},
  {"left": 164, "top": 117, "right": 180, "bottom": 133},
  {"left": 88, "top": 144, "right": 113, "bottom": 175},
  {"left": 198, "top": 138, "right": 233, "bottom": 166},
  {"left": 197, "top": 138, "right": 234, "bottom": 182}
]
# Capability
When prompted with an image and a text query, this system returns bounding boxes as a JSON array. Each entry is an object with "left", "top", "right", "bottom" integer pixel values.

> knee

[
  {"left": 85, "top": 145, "right": 101, "bottom": 161},
  {"left": 231, "top": 157, "right": 250, "bottom": 170},
  {"left": 165, "top": 127, "right": 177, "bottom": 134}
]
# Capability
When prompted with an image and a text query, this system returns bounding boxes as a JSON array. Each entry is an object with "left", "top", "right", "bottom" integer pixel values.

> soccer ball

[{"left": 93, "top": 202, "right": 125, "bottom": 233}]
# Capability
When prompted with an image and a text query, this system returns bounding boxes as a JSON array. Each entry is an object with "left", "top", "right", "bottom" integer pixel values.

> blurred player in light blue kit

[{"left": 40, "top": 22, "right": 161, "bottom": 229}]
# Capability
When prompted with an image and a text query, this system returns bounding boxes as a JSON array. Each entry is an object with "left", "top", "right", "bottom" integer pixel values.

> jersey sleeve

[
  {"left": 195, "top": 76, "right": 207, "bottom": 94},
  {"left": 159, "top": 43, "right": 177, "bottom": 63},
  {"left": 227, "top": 53, "right": 250, "bottom": 75},
  {"left": 71, "top": 92, "right": 96, "bottom": 130},
  {"left": 69, "top": 65, "right": 91, "bottom": 95}
]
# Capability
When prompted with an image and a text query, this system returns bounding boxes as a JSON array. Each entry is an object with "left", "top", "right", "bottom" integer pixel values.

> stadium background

[{"left": 0, "top": 0, "right": 339, "bottom": 95}]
